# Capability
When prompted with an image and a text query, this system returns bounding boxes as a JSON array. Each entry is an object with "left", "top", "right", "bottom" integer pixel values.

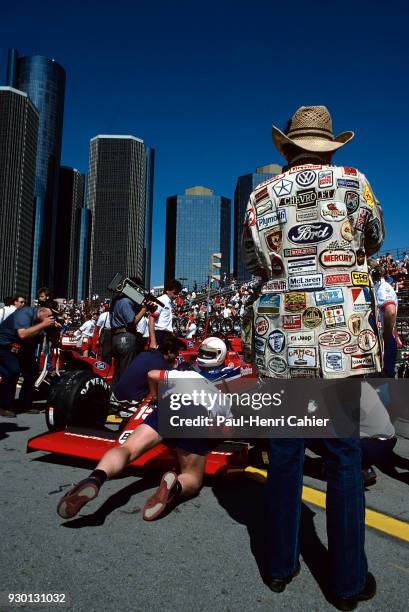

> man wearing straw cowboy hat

[{"left": 242, "top": 106, "right": 384, "bottom": 609}]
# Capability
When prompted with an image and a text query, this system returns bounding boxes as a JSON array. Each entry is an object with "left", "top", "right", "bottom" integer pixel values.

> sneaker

[
  {"left": 330, "top": 572, "right": 376, "bottom": 611},
  {"left": 57, "top": 478, "right": 100, "bottom": 519},
  {"left": 143, "top": 471, "right": 180, "bottom": 521},
  {"left": 0, "top": 408, "right": 16, "bottom": 418}
]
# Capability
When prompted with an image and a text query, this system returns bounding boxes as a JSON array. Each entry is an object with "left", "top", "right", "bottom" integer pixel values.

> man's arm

[
  {"left": 17, "top": 316, "right": 54, "bottom": 340},
  {"left": 148, "top": 315, "right": 158, "bottom": 349},
  {"left": 383, "top": 304, "right": 397, "bottom": 343},
  {"left": 147, "top": 370, "right": 167, "bottom": 401}
]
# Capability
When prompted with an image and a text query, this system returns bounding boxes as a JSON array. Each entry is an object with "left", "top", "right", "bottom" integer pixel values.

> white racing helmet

[{"left": 197, "top": 337, "right": 227, "bottom": 368}]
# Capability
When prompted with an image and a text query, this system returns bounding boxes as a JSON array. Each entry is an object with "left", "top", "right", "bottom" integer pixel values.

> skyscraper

[
  {"left": 54, "top": 167, "right": 85, "bottom": 298},
  {"left": 87, "top": 135, "right": 147, "bottom": 299},
  {"left": 233, "top": 164, "right": 282, "bottom": 282},
  {"left": 7, "top": 49, "right": 66, "bottom": 299},
  {"left": 165, "top": 186, "right": 231, "bottom": 289},
  {"left": 0, "top": 87, "right": 38, "bottom": 299},
  {"left": 144, "top": 147, "right": 155, "bottom": 289}
]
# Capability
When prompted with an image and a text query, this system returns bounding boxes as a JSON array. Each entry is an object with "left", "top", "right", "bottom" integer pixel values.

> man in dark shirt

[
  {"left": 110, "top": 280, "right": 155, "bottom": 385},
  {"left": 0, "top": 306, "right": 55, "bottom": 417}
]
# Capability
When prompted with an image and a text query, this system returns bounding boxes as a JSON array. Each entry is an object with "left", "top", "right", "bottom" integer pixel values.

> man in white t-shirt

[
  {"left": 76, "top": 313, "right": 97, "bottom": 357},
  {"left": 372, "top": 265, "right": 398, "bottom": 377},
  {"left": 96, "top": 304, "right": 111, "bottom": 363},
  {"left": 149, "top": 279, "right": 182, "bottom": 343}
]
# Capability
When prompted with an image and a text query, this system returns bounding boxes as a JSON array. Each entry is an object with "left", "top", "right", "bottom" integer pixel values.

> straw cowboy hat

[{"left": 272, "top": 106, "right": 354, "bottom": 156}]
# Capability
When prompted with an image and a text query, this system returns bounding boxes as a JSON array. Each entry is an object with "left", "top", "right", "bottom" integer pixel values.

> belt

[{"left": 112, "top": 327, "right": 127, "bottom": 335}]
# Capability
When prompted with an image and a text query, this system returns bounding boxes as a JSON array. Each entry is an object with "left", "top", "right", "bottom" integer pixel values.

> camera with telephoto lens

[{"left": 108, "top": 273, "right": 164, "bottom": 311}]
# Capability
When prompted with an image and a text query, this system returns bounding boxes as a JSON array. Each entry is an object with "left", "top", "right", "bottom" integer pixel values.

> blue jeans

[{"left": 266, "top": 437, "right": 367, "bottom": 597}]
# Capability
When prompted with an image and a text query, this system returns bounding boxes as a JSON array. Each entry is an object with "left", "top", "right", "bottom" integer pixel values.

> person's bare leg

[
  {"left": 176, "top": 448, "right": 206, "bottom": 497},
  {"left": 97, "top": 424, "right": 162, "bottom": 478}
]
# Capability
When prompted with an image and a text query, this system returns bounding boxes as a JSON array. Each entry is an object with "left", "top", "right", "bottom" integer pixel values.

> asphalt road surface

[{"left": 1, "top": 413, "right": 408, "bottom": 612}]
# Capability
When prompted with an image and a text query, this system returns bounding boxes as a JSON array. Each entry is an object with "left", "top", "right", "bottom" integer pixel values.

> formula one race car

[{"left": 27, "top": 341, "right": 258, "bottom": 477}]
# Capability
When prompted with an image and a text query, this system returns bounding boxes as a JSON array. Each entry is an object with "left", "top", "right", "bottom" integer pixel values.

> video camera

[{"left": 108, "top": 273, "right": 164, "bottom": 310}]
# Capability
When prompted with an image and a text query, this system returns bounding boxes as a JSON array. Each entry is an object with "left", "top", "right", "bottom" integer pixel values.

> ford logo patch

[{"left": 288, "top": 223, "right": 333, "bottom": 244}]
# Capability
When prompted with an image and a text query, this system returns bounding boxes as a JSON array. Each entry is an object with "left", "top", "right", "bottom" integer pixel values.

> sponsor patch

[
  {"left": 268, "top": 356, "right": 287, "bottom": 375},
  {"left": 355, "top": 207, "right": 371, "bottom": 232},
  {"left": 289, "top": 367, "right": 319, "bottom": 378},
  {"left": 344, "top": 190, "right": 360, "bottom": 214},
  {"left": 314, "top": 288, "right": 344, "bottom": 305},
  {"left": 326, "top": 239, "right": 353, "bottom": 251},
  {"left": 255, "top": 337, "right": 267, "bottom": 355},
  {"left": 288, "top": 223, "right": 333, "bottom": 244},
  {"left": 296, "top": 170, "right": 316, "bottom": 187},
  {"left": 254, "top": 187, "right": 269, "bottom": 202},
  {"left": 288, "top": 331, "right": 315, "bottom": 346},
  {"left": 265, "top": 227, "right": 283, "bottom": 252},
  {"left": 337, "top": 178, "right": 360, "bottom": 189},
  {"left": 340, "top": 219, "right": 355, "bottom": 241},
  {"left": 302, "top": 306, "right": 323, "bottom": 329},
  {"left": 351, "top": 353, "right": 374, "bottom": 369},
  {"left": 351, "top": 271, "right": 369, "bottom": 286},
  {"left": 323, "top": 306, "right": 346, "bottom": 328},
  {"left": 283, "top": 292, "right": 307, "bottom": 312},
  {"left": 351, "top": 287, "right": 372, "bottom": 312},
  {"left": 357, "top": 329, "right": 377, "bottom": 352},
  {"left": 255, "top": 316, "right": 270, "bottom": 335},
  {"left": 318, "top": 170, "right": 333, "bottom": 188},
  {"left": 268, "top": 329, "right": 286, "bottom": 354},
  {"left": 270, "top": 255, "right": 284, "bottom": 276},
  {"left": 356, "top": 249, "right": 366, "bottom": 266},
  {"left": 363, "top": 183, "right": 375, "bottom": 208},
  {"left": 324, "top": 351, "right": 344, "bottom": 372},
  {"left": 289, "top": 273, "right": 323, "bottom": 291},
  {"left": 288, "top": 346, "right": 317, "bottom": 367},
  {"left": 319, "top": 330, "right": 351, "bottom": 347},
  {"left": 296, "top": 207, "right": 319, "bottom": 222},
  {"left": 287, "top": 256, "right": 317, "bottom": 275},
  {"left": 284, "top": 246, "right": 317, "bottom": 257},
  {"left": 343, "top": 167, "right": 358, "bottom": 176},
  {"left": 321, "top": 202, "right": 347, "bottom": 221},
  {"left": 255, "top": 356, "right": 264, "bottom": 368},
  {"left": 324, "top": 273, "right": 351, "bottom": 285},
  {"left": 343, "top": 343, "right": 359, "bottom": 354},
  {"left": 257, "top": 209, "right": 287, "bottom": 231},
  {"left": 282, "top": 314, "right": 302, "bottom": 329},
  {"left": 257, "top": 294, "right": 280, "bottom": 315},
  {"left": 261, "top": 279, "right": 288, "bottom": 293},
  {"left": 273, "top": 179, "right": 293, "bottom": 197},
  {"left": 289, "top": 164, "right": 322, "bottom": 173},
  {"left": 244, "top": 207, "right": 257, "bottom": 227},
  {"left": 348, "top": 313, "right": 363, "bottom": 336},
  {"left": 279, "top": 188, "right": 335, "bottom": 207},
  {"left": 319, "top": 250, "right": 356, "bottom": 268},
  {"left": 366, "top": 218, "right": 381, "bottom": 249},
  {"left": 255, "top": 199, "right": 273, "bottom": 216}
]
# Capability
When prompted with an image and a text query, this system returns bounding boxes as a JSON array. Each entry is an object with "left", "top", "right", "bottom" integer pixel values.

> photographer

[
  {"left": 0, "top": 306, "right": 55, "bottom": 417},
  {"left": 110, "top": 277, "right": 156, "bottom": 385}
]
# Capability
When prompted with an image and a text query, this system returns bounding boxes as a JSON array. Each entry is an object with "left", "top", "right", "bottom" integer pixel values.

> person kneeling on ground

[{"left": 56, "top": 336, "right": 230, "bottom": 522}]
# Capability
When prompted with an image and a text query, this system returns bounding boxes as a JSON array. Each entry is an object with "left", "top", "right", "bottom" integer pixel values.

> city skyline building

[
  {"left": 77, "top": 207, "right": 91, "bottom": 301},
  {"left": 54, "top": 167, "right": 85, "bottom": 299},
  {"left": 87, "top": 135, "right": 147, "bottom": 299},
  {"left": 6, "top": 48, "right": 66, "bottom": 300},
  {"left": 144, "top": 147, "right": 155, "bottom": 289},
  {"left": 0, "top": 86, "right": 39, "bottom": 299},
  {"left": 233, "top": 163, "right": 282, "bottom": 282},
  {"left": 164, "top": 186, "right": 231, "bottom": 289}
]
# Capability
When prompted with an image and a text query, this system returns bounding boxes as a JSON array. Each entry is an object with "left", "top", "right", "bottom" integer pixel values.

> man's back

[{"left": 243, "top": 163, "right": 384, "bottom": 378}]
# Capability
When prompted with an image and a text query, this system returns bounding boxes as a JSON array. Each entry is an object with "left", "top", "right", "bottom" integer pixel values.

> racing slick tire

[{"left": 46, "top": 370, "right": 110, "bottom": 431}]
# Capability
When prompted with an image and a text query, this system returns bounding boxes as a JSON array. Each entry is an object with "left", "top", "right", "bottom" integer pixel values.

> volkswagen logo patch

[{"left": 296, "top": 170, "right": 316, "bottom": 187}]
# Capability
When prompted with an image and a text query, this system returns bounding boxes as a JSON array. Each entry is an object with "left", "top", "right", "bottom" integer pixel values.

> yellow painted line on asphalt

[{"left": 244, "top": 466, "right": 409, "bottom": 544}]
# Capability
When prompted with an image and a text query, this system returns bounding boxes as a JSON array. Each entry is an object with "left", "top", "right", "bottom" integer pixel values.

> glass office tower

[
  {"left": 144, "top": 147, "right": 155, "bottom": 289},
  {"left": 54, "top": 167, "right": 85, "bottom": 298},
  {"left": 165, "top": 187, "right": 231, "bottom": 290},
  {"left": 7, "top": 49, "right": 66, "bottom": 299},
  {"left": 0, "top": 87, "right": 39, "bottom": 299},
  {"left": 233, "top": 164, "right": 282, "bottom": 282},
  {"left": 87, "top": 135, "right": 147, "bottom": 299}
]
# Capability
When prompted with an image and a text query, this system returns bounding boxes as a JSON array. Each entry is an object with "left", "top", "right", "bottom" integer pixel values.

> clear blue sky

[{"left": 1, "top": 0, "right": 409, "bottom": 285}]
